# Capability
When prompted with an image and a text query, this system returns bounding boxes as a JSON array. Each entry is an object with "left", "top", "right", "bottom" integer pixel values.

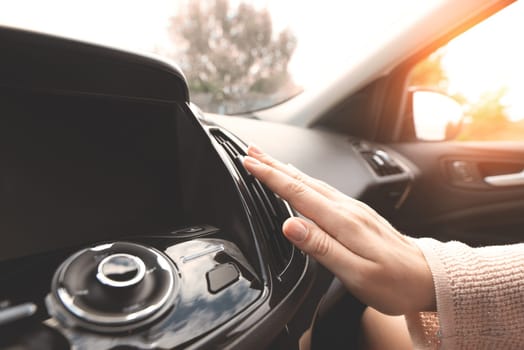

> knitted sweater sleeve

[{"left": 404, "top": 238, "right": 524, "bottom": 349}]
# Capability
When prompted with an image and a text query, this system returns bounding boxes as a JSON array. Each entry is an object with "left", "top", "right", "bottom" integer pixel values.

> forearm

[{"left": 408, "top": 238, "right": 524, "bottom": 349}]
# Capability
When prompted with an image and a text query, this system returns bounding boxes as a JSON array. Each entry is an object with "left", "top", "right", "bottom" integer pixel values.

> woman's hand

[{"left": 243, "top": 145, "right": 435, "bottom": 316}]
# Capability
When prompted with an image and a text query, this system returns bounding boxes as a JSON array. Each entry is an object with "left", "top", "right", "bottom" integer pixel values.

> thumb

[
  {"left": 282, "top": 217, "right": 362, "bottom": 276},
  {"left": 282, "top": 217, "right": 330, "bottom": 256}
]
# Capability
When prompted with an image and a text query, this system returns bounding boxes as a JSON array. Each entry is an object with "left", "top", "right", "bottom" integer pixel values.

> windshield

[{"left": 1, "top": 0, "right": 440, "bottom": 114}]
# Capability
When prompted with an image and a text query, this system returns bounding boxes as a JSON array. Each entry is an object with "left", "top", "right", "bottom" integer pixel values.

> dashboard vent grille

[
  {"left": 211, "top": 129, "right": 293, "bottom": 274},
  {"left": 353, "top": 141, "right": 403, "bottom": 176}
]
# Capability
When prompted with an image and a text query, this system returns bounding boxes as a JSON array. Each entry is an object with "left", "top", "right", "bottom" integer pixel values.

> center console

[
  {"left": 42, "top": 236, "right": 263, "bottom": 349},
  {"left": 0, "top": 27, "right": 314, "bottom": 349}
]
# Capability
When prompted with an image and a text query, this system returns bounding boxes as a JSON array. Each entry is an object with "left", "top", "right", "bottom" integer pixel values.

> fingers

[
  {"left": 247, "top": 145, "right": 344, "bottom": 202},
  {"left": 247, "top": 145, "right": 383, "bottom": 223},
  {"left": 243, "top": 154, "right": 378, "bottom": 258},
  {"left": 243, "top": 155, "right": 349, "bottom": 237},
  {"left": 282, "top": 217, "right": 366, "bottom": 284},
  {"left": 243, "top": 146, "right": 435, "bottom": 316}
]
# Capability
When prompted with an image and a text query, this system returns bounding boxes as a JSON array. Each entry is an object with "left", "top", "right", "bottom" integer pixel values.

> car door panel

[{"left": 389, "top": 141, "right": 524, "bottom": 246}]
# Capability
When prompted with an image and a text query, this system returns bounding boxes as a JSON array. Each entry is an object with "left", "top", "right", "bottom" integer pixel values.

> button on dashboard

[{"left": 206, "top": 263, "right": 240, "bottom": 293}]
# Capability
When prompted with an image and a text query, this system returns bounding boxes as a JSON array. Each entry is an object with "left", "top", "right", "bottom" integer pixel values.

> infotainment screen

[{"left": 0, "top": 90, "right": 181, "bottom": 261}]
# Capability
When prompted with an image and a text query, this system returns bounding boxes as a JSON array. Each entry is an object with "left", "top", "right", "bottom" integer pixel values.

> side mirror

[{"left": 410, "top": 89, "right": 464, "bottom": 141}]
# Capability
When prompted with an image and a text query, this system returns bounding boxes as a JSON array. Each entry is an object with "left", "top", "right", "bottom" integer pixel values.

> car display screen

[{"left": 0, "top": 90, "right": 181, "bottom": 261}]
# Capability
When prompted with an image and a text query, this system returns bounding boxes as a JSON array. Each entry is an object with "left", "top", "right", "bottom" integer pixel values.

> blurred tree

[
  {"left": 168, "top": 0, "right": 297, "bottom": 113},
  {"left": 409, "top": 51, "right": 448, "bottom": 89},
  {"left": 409, "top": 51, "right": 513, "bottom": 140},
  {"left": 458, "top": 87, "right": 511, "bottom": 140}
]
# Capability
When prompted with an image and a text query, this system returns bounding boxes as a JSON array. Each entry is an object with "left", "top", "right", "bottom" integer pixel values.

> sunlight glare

[
  {"left": 0, "top": 0, "right": 523, "bottom": 121},
  {"left": 443, "top": 1, "right": 524, "bottom": 121}
]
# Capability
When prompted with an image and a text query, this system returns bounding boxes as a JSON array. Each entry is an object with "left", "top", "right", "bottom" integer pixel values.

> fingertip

[
  {"left": 242, "top": 155, "right": 261, "bottom": 169},
  {"left": 247, "top": 144, "right": 264, "bottom": 156},
  {"left": 282, "top": 217, "right": 308, "bottom": 242}
]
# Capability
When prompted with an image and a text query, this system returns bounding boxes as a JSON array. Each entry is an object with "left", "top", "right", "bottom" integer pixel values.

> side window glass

[{"left": 408, "top": 2, "right": 524, "bottom": 141}]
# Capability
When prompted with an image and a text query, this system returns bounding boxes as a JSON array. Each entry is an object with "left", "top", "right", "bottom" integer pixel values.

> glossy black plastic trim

[{"left": 0, "top": 26, "right": 189, "bottom": 102}]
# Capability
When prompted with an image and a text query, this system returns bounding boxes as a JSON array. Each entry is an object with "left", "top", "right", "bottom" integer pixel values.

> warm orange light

[{"left": 442, "top": 1, "right": 524, "bottom": 122}]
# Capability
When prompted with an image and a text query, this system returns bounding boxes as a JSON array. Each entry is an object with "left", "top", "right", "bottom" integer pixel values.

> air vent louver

[{"left": 211, "top": 129, "right": 293, "bottom": 274}]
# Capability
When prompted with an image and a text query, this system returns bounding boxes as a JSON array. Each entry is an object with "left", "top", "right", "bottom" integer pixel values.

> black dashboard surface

[
  {"left": 0, "top": 27, "right": 315, "bottom": 350},
  {"left": 209, "top": 115, "right": 374, "bottom": 198},
  {"left": 208, "top": 114, "right": 415, "bottom": 207}
]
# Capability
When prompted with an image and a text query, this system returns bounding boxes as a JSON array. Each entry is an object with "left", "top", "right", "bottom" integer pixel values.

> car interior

[{"left": 0, "top": 0, "right": 522, "bottom": 349}]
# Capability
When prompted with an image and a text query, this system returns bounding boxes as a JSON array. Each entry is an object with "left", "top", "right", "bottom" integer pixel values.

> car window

[{"left": 408, "top": 1, "right": 524, "bottom": 141}]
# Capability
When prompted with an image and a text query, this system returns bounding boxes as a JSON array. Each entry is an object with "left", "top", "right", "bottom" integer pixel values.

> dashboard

[{"left": 0, "top": 27, "right": 415, "bottom": 349}]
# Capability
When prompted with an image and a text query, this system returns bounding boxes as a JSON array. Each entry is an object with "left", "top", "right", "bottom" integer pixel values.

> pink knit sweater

[{"left": 406, "top": 238, "right": 524, "bottom": 349}]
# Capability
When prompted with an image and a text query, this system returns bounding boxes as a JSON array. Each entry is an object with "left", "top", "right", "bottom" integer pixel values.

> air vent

[
  {"left": 211, "top": 129, "right": 293, "bottom": 274},
  {"left": 353, "top": 141, "right": 403, "bottom": 176}
]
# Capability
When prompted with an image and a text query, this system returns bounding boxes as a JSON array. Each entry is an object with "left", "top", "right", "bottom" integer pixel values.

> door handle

[{"left": 484, "top": 170, "right": 524, "bottom": 187}]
